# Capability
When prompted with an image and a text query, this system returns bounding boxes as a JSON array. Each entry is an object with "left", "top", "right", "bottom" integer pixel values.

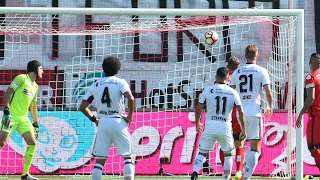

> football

[{"left": 204, "top": 30, "right": 219, "bottom": 45}]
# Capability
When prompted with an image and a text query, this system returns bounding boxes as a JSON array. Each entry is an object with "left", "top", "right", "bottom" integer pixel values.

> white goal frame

[{"left": 0, "top": 7, "right": 305, "bottom": 179}]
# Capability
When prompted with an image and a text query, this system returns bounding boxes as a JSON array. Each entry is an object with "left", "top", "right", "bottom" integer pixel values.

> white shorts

[
  {"left": 246, "top": 116, "right": 263, "bottom": 139},
  {"left": 92, "top": 117, "right": 132, "bottom": 157},
  {"left": 198, "top": 130, "right": 234, "bottom": 154}
]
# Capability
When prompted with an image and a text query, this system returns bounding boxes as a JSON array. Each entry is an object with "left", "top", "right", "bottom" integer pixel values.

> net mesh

[{"left": 0, "top": 5, "right": 303, "bottom": 179}]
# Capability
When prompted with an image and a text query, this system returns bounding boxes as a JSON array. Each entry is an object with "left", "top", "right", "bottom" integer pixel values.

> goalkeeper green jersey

[{"left": 9, "top": 74, "right": 38, "bottom": 118}]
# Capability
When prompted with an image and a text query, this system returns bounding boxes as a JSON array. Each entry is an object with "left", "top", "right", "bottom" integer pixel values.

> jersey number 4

[
  {"left": 101, "top": 87, "right": 111, "bottom": 107},
  {"left": 215, "top": 96, "right": 227, "bottom": 115},
  {"left": 239, "top": 74, "right": 253, "bottom": 93}
]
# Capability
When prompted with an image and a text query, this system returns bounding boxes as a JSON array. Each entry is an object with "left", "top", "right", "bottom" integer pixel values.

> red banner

[{"left": 0, "top": 70, "right": 64, "bottom": 108}]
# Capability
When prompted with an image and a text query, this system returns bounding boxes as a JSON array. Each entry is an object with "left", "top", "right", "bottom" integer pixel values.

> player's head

[
  {"left": 245, "top": 44, "right": 259, "bottom": 61},
  {"left": 27, "top": 60, "right": 43, "bottom": 80},
  {"left": 216, "top": 67, "right": 229, "bottom": 83},
  {"left": 226, "top": 56, "right": 240, "bottom": 72},
  {"left": 102, "top": 56, "right": 121, "bottom": 76},
  {"left": 309, "top": 53, "right": 320, "bottom": 72}
]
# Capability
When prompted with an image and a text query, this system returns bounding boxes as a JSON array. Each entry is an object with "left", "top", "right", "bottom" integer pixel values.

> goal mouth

[{"left": 0, "top": 5, "right": 305, "bottom": 180}]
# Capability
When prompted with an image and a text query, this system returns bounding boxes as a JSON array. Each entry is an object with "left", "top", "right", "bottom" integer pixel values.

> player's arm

[
  {"left": 234, "top": 91, "right": 246, "bottom": 139},
  {"left": 123, "top": 92, "right": 134, "bottom": 124},
  {"left": 296, "top": 86, "right": 314, "bottom": 128},
  {"left": 263, "top": 85, "right": 273, "bottom": 109},
  {"left": 121, "top": 79, "right": 135, "bottom": 124},
  {"left": 80, "top": 87, "right": 97, "bottom": 124},
  {"left": 3, "top": 75, "right": 25, "bottom": 109},
  {"left": 29, "top": 102, "right": 39, "bottom": 123},
  {"left": 236, "top": 105, "right": 246, "bottom": 129},
  {"left": 30, "top": 88, "right": 39, "bottom": 123},
  {"left": 299, "top": 87, "right": 315, "bottom": 113},
  {"left": 3, "top": 88, "right": 14, "bottom": 108},
  {"left": 234, "top": 91, "right": 246, "bottom": 131},
  {"left": 262, "top": 69, "right": 273, "bottom": 120},
  {"left": 80, "top": 100, "right": 97, "bottom": 123},
  {"left": 195, "top": 88, "right": 206, "bottom": 132}
]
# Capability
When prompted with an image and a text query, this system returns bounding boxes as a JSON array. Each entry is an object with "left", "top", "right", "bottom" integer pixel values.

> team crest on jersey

[
  {"left": 23, "top": 89, "right": 34, "bottom": 98},
  {"left": 306, "top": 75, "right": 311, "bottom": 80}
]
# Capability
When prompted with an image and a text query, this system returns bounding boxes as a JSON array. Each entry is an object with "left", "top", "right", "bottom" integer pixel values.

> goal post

[{"left": 0, "top": 7, "right": 305, "bottom": 179}]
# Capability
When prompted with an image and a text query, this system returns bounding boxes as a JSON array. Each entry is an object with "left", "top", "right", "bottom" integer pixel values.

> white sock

[
  {"left": 223, "top": 156, "right": 233, "bottom": 180},
  {"left": 92, "top": 164, "right": 103, "bottom": 180},
  {"left": 243, "top": 151, "right": 260, "bottom": 179},
  {"left": 124, "top": 159, "right": 135, "bottom": 180},
  {"left": 193, "top": 154, "right": 206, "bottom": 173},
  {"left": 243, "top": 147, "right": 251, "bottom": 172}
]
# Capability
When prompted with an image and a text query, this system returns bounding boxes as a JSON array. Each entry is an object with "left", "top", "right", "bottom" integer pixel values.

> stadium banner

[
  {"left": 65, "top": 71, "right": 293, "bottom": 110},
  {"left": 0, "top": 70, "right": 64, "bottom": 108},
  {"left": 0, "top": 111, "right": 317, "bottom": 175}
]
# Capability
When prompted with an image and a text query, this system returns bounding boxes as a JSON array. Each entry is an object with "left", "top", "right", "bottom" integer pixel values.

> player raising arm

[
  {"left": 0, "top": 60, "right": 43, "bottom": 180},
  {"left": 80, "top": 56, "right": 135, "bottom": 180},
  {"left": 191, "top": 67, "right": 246, "bottom": 180},
  {"left": 230, "top": 44, "right": 273, "bottom": 180},
  {"left": 296, "top": 53, "right": 320, "bottom": 171}
]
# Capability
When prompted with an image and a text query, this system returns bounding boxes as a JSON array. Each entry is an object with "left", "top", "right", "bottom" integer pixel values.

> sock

[
  {"left": 219, "top": 148, "right": 225, "bottom": 165},
  {"left": 236, "top": 147, "right": 245, "bottom": 172},
  {"left": 124, "top": 158, "right": 135, "bottom": 180},
  {"left": 22, "top": 145, "right": 36, "bottom": 176},
  {"left": 92, "top": 163, "right": 103, "bottom": 180},
  {"left": 243, "top": 151, "right": 260, "bottom": 179},
  {"left": 193, "top": 154, "right": 206, "bottom": 173},
  {"left": 311, "top": 150, "right": 320, "bottom": 170},
  {"left": 243, "top": 147, "right": 251, "bottom": 172},
  {"left": 223, "top": 156, "right": 233, "bottom": 180}
]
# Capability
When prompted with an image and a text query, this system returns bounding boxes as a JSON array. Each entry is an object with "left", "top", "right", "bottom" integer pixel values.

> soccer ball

[{"left": 204, "top": 30, "right": 219, "bottom": 45}]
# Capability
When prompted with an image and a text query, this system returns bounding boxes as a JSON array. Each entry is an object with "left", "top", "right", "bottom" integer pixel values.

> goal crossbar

[
  {"left": 0, "top": 7, "right": 305, "bottom": 179},
  {"left": 0, "top": 7, "right": 304, "bottom": 16}
]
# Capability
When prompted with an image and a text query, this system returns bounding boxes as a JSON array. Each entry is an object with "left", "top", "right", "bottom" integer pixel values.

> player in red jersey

[
  {"left": 296, "top": 53, "right": 320, "bottom": 171},
  {"left": 218, "top": 56, "right": 244, "bottom": 180}
]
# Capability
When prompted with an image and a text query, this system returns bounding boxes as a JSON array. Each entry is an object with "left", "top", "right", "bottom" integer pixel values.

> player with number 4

[
  {"left": 230, "top": 44, "right": 273, "bottom": 180},
  {"left": 0, "top": 60, "right": 43, "bottom": 180},
  {"left": 80, "top": 56, "right": 135, "bottom": 180},
  {"left": 191, "top": 67, "right": 247, "bottom": 180}
]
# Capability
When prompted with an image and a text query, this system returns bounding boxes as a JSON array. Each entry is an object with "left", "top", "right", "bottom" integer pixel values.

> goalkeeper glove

[
  {"left": 1, "top": 107, "right": 12, "bottom": 131},
  {"left": 33, "top": 122, "right": 39, "bottom": 139}
]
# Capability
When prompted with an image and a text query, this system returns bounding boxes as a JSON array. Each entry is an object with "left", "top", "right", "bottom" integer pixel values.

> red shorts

[
  {"left": 231, "top": 106, "right": 242, "bottom": 139},
  {"left": 306, "top": 114, "right": 320, "bottom": 150}
]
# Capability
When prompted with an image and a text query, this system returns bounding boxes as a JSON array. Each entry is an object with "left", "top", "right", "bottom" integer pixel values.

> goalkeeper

[{"left": 0, "top": 60, "right": 43, "bottom": 180}]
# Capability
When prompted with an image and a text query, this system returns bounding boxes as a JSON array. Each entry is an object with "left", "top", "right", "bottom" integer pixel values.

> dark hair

[
  {"left": 216, "top": 67, "right": 229, "bottom": 79},
  {"left": 27, "top": 60, "right": 41, "bottom": 79},
  {"left": 245, "top": 44, "right": 258, "bottom": 60},
  {"left": 102, "top": 56, "right": 121, "bottom": 76},
  {"left": 226, "top": 56, "right": 240, "bottom": 71},
  {"left": 311, "top": 53, "right": 320, "bottom": 59}
]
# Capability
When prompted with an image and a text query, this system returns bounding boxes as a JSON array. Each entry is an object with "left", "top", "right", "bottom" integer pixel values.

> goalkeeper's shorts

[{"left": 3, "top": 116, "right": 34, "bottom": 136}]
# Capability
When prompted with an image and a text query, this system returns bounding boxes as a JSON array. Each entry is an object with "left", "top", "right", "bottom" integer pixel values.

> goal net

[{"left": 0, "top": 6, "right": 305, "bottom": 179}]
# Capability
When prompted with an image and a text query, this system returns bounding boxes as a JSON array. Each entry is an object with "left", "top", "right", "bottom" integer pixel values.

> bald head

[{"left": 309, "top": 53, "right": 320, "bottom": 72}]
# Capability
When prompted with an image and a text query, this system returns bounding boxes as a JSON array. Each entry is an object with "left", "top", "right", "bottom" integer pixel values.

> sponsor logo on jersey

[{"left": 23, "top": 89, "right": 35, "bottom": 98}]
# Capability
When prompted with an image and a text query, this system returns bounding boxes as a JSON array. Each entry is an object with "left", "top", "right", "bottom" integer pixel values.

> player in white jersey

[
  {"left": 230, "top": 44, "right": 273, "bottom": 180},
  {"left": 191, "top": 67, "right": 247, "bottom": 180},
  {"left": 80, "top": 56, "right": 135, "bottom": 180}
]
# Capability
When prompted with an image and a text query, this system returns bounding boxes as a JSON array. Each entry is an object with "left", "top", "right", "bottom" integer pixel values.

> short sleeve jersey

[
  {"left": 230, "top": 63, "right": 270, "bottom": 117},
  {"left": 198, "top": 83, "right": 242, "bottom": 134},
  {"left": 82, "top": 76, "right": 131, "bottom": 117},
  {"left": 305, "top": 69, "right": 320, "bottom": 116},
  {"left": 9, "top": 74, "right": 38, "bottom": 117}
]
